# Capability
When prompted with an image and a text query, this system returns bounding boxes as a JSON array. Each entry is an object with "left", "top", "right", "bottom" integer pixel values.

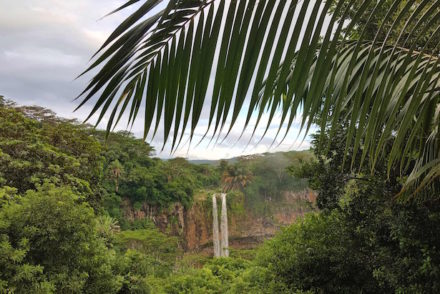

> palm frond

[
  {"left": 79, "top": 0, "right": 440, "bottom": 194},
  {"left": 271, "top": 41, "right": 440, "bottom": 194}
]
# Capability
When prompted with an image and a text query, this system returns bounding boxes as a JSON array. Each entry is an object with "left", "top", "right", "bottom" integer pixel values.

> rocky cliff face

[{"left": 122, "top": 189, "right": 316, "bottom": 253}]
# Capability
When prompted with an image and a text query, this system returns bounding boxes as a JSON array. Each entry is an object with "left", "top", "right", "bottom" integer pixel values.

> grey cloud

[{"left": 0, "top": 0, "right": 313, "bottom": 159}]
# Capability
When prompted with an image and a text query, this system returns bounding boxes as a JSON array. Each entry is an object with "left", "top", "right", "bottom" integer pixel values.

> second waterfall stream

[{"left": 212, "top": 193, "right": 229, "bottom": 257}]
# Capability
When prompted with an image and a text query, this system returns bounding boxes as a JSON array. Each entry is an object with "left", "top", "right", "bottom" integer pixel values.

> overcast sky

[{"left": 0, "top": 0, "right": 312, "bottom": 159}]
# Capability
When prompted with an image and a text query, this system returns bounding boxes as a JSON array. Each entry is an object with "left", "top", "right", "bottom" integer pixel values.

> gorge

[{"left": 121, "top": 189, "right": 316, "bottom": 254}]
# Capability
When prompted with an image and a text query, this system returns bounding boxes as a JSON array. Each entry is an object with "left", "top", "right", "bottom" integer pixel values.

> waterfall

[
  {"left": 220, "top": 193, "right": 229, "bottom": 257},
  {"left": 212, "top": 194, "right": 221, "bottom": 257},
  {"left": 212, "top": 193, "right": 229, "bottom": 258}
]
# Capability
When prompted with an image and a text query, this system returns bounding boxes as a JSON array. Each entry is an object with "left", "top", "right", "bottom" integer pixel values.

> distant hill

[
  {"left": 188, "top": 159, "right": 220, "bottom": 165},
  {"left": 189, "top": 150, "right": 313, "bottom": 166}
]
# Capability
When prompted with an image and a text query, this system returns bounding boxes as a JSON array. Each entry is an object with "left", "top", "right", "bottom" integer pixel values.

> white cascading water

[
  {"left": 220, "top": 193, "right": 229, "bottom": 257},
  {"left": 212, "top": 194, "right": 221, "bottom": 257}
]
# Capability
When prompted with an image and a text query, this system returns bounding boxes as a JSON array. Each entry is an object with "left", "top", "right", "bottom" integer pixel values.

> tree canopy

[{"left": 0, "top": 99, "right": 317, "bottom": 293}]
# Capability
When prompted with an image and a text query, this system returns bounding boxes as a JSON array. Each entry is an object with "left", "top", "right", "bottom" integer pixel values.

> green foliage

[
  {"left": 0, "top": 101, "right": 223, "bottom": 230},
  {"left": 225, "top": 190, "right": 246, "bottom": 217},
  {"left": 164, "top": 268, "right": 223, "bottom": 294},
  {"left": 274, "top": 119, "right": 440, "bottom": 292},
  {"left": 95, "top": 214, "right": 120, "bottom": 245},
  {"left": 229, "top": 248, "right": 257, "bottom": 261},
  {"left": 0, "top": 102, "right": 220, "bottom": 218},
  {"left": 116, "top": 229, "right": 181, "bottom": 278},
  {"left": 227, "top": 265, "right": 291, "bottom": 294},
  {"left": 103, "top": 192, "right": 123, "bottom": 220},
  {"left": 0, "top": 184, "right": 122, "bottom": 293},
  {"left": 116, "top": 249, "right": 168, "bottom": 293},
  {"left": 80, "top": 0, "right": 440, "bottom": 194},
  {"left": 176, "top": 253, "right": 211, "bottom": 271},
  {"left": 330, "top": 0, "right": 440, "bottom": 54},
  {"left": 339, "top": 179, "right": 440, "bottom": 292},
  {"left": 120, "top": 218, "right": 156, "bottom": 231},
  {"left": 257, "top": 212, "right": 372, "bottom": 293},
  {"left": 291, "top": 126, "right": 355, "bottom": 210},
  {"left": 240, "top": 152, "right": 310, "bottom": 214},
  {"left": 98, "top": 132, "right": 220, "bottom": 216},
  {"left": 221, "top": 164, "right": 253, "bottom": 192},
  {"left": 0, "top": 186, "right": 17, "bottom": 207},
  {"left": 257, "top": 180, "right": 440, "bottom": 293},
  {"left": 0, "top": 99, "right": 321, "bottom": 293},
  {"left": 0, "top": 105, "right": 103, "bottom": 201},
  {"left": 161, "top": 257, "right": 292, "bottom": 294},
  {"left": 10, "top": 92, "right": 438, "bottom": 293}
]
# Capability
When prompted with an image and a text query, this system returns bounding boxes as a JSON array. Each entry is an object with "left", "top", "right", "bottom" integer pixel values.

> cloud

[
  {"left": 0, "top": 0, "right": 132, "bottom": 114},
  {"left": 0, "top": 0, "right": 316, "bottom": 160}
]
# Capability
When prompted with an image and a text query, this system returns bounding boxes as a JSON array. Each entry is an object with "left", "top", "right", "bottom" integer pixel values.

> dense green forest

[
  {"left": 3, "top": 0, "right": 440, "bottom": 292},
  {"left": 0, "top": 98, "right": 311, "bottom": 292},
  {"left": 1, "top": 96, "right": 440, "bottom": 293}
]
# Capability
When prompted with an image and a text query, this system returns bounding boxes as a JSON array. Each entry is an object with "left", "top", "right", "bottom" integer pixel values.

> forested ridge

[
  {"left": 0, "top": 97, "right": 312, "bottom": 292},
  {"left": 3, "top": 0, "right": 440, "bottom": 292},
  {"left": 1, "top": 96, "right": 440, "bottom": 293}
]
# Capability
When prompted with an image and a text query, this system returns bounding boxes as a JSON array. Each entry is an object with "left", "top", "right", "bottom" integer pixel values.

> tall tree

[
  {"left": 222, "top": 165, "right": 252, "bottom": 192},
  {"left": 109, "top": 160, "right": 123, "bottom": 192},
  {"left": 0, "top": 184, "right": 122, "bottom": 293}
]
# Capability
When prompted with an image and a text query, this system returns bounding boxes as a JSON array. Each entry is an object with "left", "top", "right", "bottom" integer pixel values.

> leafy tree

[
  {"left": 98, "top": 131, "right": 213, "bottom": 212},
  {"left": 246, "top": 153, "right": 309, "bottom": 198},
  {"left": 257, "top": 212, "right": 377, "bottom": 293},
  {"left": 109, "top": 160, "right": 124, "bottom": 193},
  {"left": 95, "top": 215, "right": 120, "bottom": 245},
  {"left": 1, "top": 97, "right": 327, "bottom": 292},
  {"left": 218, "top": 160, "right": 229, "bottom": 174},
  {"left": 0, "top": 103, "right": 103, "bottom": 204},
  {"left": 0, "top": 184, "right": 122, "bottom": 293},
  {"left": 163, "top": 268, "right": 222, "bottom": 294},
  {"left": 227, "top": 265, "right": 290, "bottom": 294},
  {"left": 256, "top": 184, "right": 440, "bottom": 293},
  {"left": 221, "top": 165, "right": 252, "bottom": 192},
  {"left": 234, "top": 152, "right": 310, "bottom": 215},
  {"left": 159, "top": 257, "right": 294, "bottom": 294},
  {"left": 275, "top": 114, "right": 440, "bottom": 292},
  {"left": 116, "top": 228, "right": 181, "bottom": 277},
  {"left": 114, "top": 228, "right": 183, "bottom": 293},
  {"left": 339, "top": 178, "right": 440, "bottom": 292}
]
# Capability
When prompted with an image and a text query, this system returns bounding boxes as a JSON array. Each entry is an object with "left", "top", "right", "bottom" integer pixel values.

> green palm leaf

[{"left": 79, "top": 0, "right": 440, "bottom": 194}]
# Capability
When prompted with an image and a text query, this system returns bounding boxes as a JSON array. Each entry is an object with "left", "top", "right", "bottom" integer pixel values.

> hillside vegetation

[
  {"left": 0, "top": 98, "right": 313, "bottom": 292},
  {"left": 2, "top": 97, "right": 440, "bottom": 293}
]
